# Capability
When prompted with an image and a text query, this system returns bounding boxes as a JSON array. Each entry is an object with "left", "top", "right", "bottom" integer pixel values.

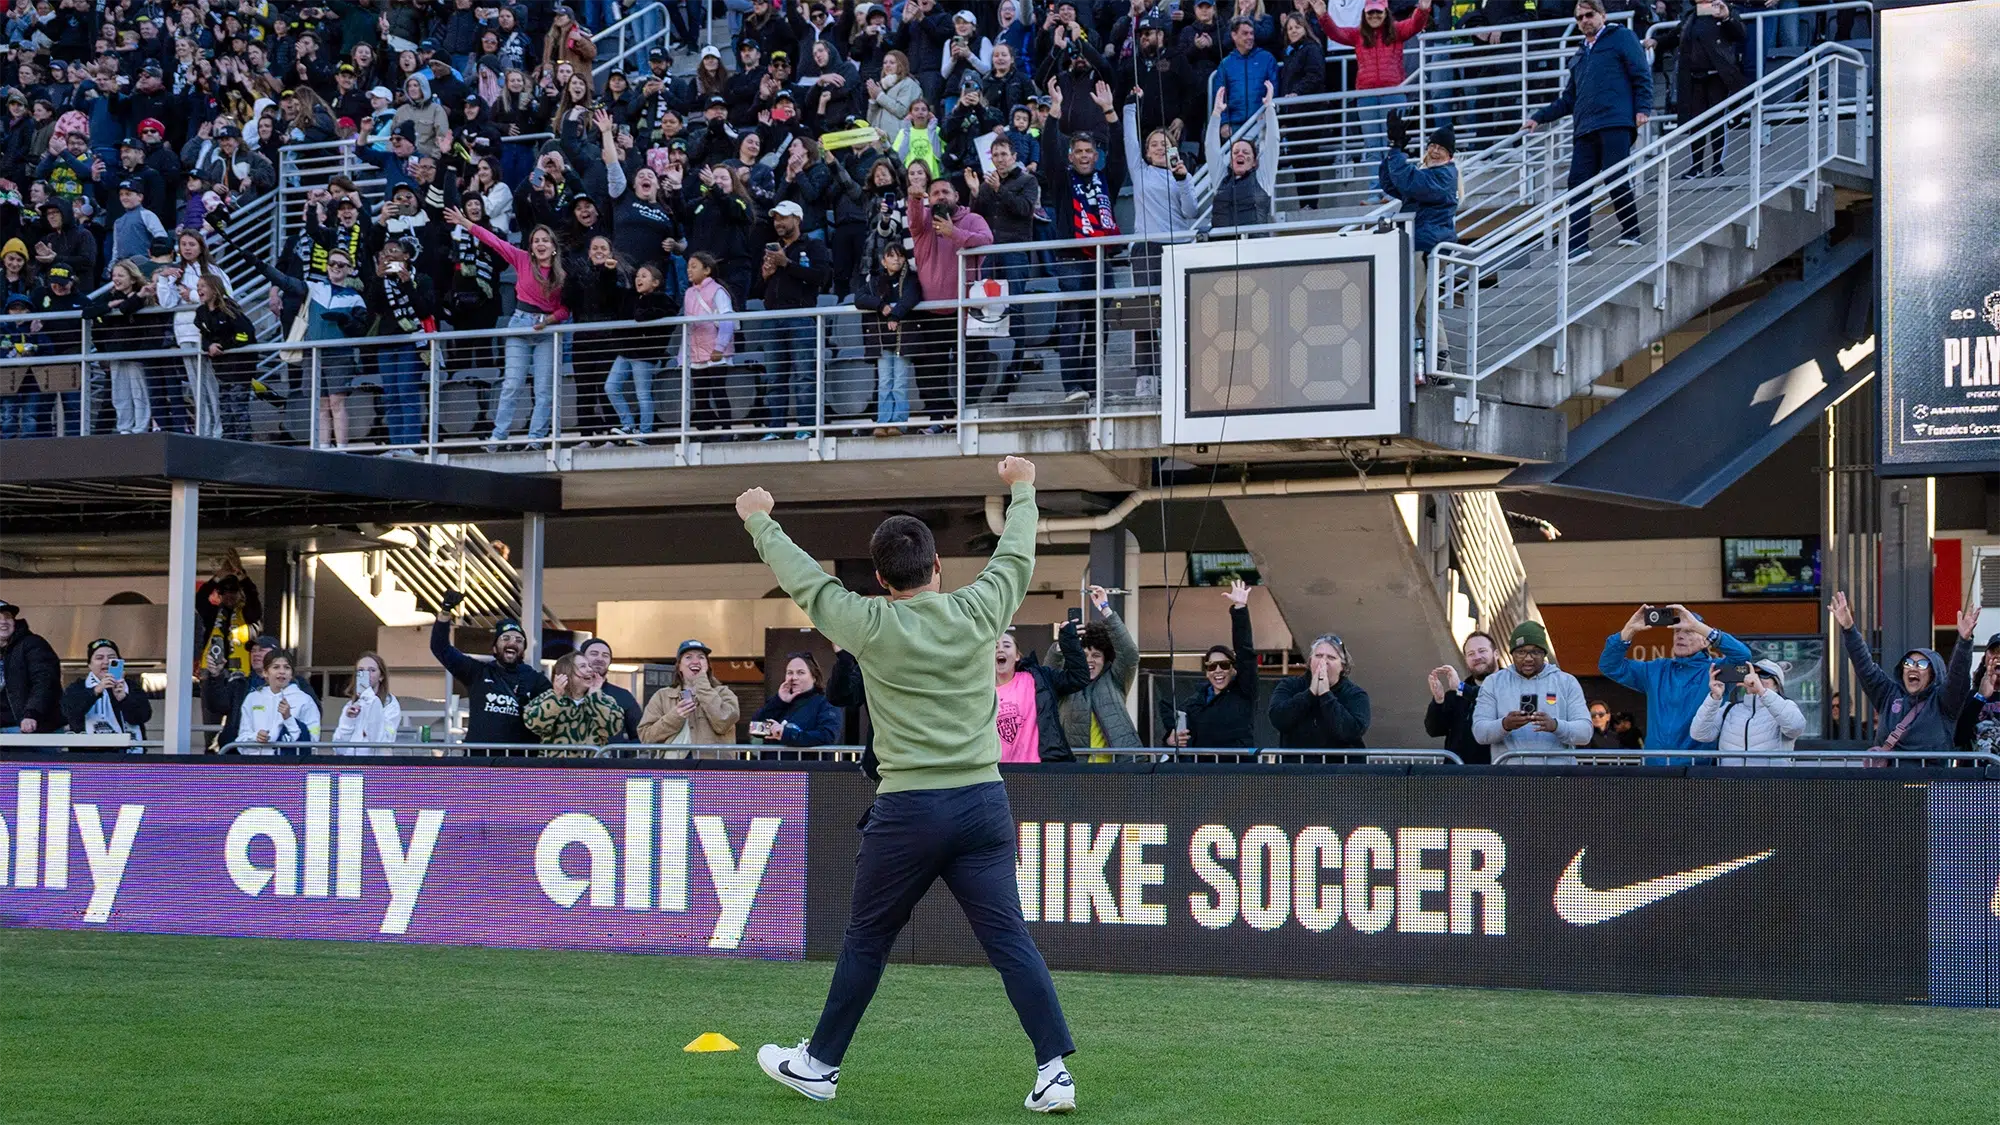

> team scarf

[
  {"left": 309, "top": 220, "right": 363, "bottom": 280},
  {"left": 1067, "top": 167, "right": 1119, "bottom": 243},
  {"left": 450, "top": 226, "right": 497, "bottom": 300},
  {"left": 380, "top": 273, "right": 422, "bottom": 336}
]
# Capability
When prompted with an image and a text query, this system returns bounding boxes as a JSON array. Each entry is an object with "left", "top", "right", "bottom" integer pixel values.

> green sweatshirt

[{"left": 746, "top": 481, "right": 1038, "bottom": 793}]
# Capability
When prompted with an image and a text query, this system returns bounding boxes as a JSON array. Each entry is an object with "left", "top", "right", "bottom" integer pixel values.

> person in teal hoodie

[
  {"left": 739, "top": 456, "right": 1077, "bottom": 1115},
  {"left": 1599, "top": 603, "right": 1752, "bottom": 762}
]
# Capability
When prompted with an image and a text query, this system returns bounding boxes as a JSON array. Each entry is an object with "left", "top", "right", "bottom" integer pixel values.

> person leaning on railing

[
  {"left": 331, "top": 651, "right": 403, "bottom": 751},
  {"left": 431, "top": 592, "right": 552, "bottom": 747},
  {"left": 752, "top": 652, "right": 846, "bottom": 748},
  {"left": 1164, "top": 580, "right": 1258, "bottom": 748},
  {"left": 82, "top": 259, "right": 157, "bottom": 435}
]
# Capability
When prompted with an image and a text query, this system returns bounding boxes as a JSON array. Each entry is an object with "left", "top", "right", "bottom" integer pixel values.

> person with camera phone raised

[{"left": 1600, "top": 602, "right": 1752, "bottom": 761}]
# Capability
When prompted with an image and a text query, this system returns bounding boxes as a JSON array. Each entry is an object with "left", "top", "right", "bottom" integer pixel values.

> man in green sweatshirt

[{"left": 742, "top": 456, "right": 1078, "bottom": 1115}]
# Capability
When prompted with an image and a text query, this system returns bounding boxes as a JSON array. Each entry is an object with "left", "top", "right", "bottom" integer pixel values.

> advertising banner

[
  {"left": 1928, "top": 781, "right": 2000, "bottom": 1006},
  {"left": 0, "top": 763, "right": 808, "bottom": 958},
  {"left": 811, "top": 772, "right": 1929, "bottom": 1003},
  {"left": 1879, "top": 0, "right": 2000, "bottom": 471}
]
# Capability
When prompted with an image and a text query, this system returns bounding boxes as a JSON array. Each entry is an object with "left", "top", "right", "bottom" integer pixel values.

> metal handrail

[
  {"left": 1493, "top": 747, "right": 2000, "bottom": 767},
  {"left": 0, "top": 735, "right": 165, "bottom": 749},
  {"left": 1425, "top": 42, "right": 1867, "bottom": 389},
  {"left": 220, "top": 739, "right": 609, "bottom": 757}
]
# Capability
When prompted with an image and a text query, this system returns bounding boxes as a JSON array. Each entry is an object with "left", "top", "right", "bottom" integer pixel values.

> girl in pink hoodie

[{"left": 682, "top": 251, "right": 738, "bottom": 433}]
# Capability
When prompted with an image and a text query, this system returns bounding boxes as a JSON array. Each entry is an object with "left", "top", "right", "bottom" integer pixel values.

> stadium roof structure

[
  {"left": 0, "top": 434, "right": 561, "bottom": 754},
  {"left": 0, "top": 433, "right": 560, "bottom": 534}
]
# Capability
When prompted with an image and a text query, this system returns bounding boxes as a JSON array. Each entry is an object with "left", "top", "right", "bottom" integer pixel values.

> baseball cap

[
  {"left": 148, "top": 235, "right": 173, "bottom": 255},
  {"left": 393, "top": 121, "right": 418, "bottom": 141},
  {"left": 1363, "top": 0, "right": 1389, "bottom": 9},
  {"left": 118, "top": 135, "right": 143, "bottom": 150},
  {"left": 138, "top": 117, "right": 166, "bottom": 134},
  {"left": 0, "top": 600, "right": 17, "bottom": 616},
  {"left": 251, "top": 634, "right": 282, "bottom": 651},
  {"left": 3, "top": 293, "right": 28, "bottom": 309},
  {"left": 391, "top": 182, "right": 418, "bottom": 197},
  {"left": 954, "top": 8, "right": 977, "bottom": 20},
  {"left": 117, "top": 176, "right": 143, "bottom": 193},
  {"left": 700, "top": 44, "right": 722, "bottom": 59},
  {"left": 772, "top": 200, "right": 805, "bottom": 218},
  {"left": 706, "top": 94, "right": 727, "bottom": 107},
  {"left": 5, "top": 89, "right": 24, "bottom": 105},
  {"left": 495, "top": 618, "right": 526, "bottom": 638},
  {"left": 336, "top": 116, "right": 357, "bottom": 130},
  {"left": 649, "top": 47, "right": 667, "bottom": 61},
  {"left": 46, "top": 265, "right": 73, "bottom": 283},
  {"left": 769, "top": 49, "right": 790, "bottom": 62},
  {"left": 1985, "top": 632, "right": 2000, "bottom": 649},
  {"left": 676, "top": 639, "right": 712, "bottom": 657},
  {"left": 216, "top": 124, "right": 242, "bottom": 139},
  {"left": 369, "top": 85, "right": 393, "bottom": 100}
]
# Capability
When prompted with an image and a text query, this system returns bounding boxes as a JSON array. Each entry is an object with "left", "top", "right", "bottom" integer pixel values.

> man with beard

[
  {"left": 1426, "top": 630, "right": 1499, "bottom": 763},
  {"left": 430, "top": 591, "right": 553, "bottom": 746}
]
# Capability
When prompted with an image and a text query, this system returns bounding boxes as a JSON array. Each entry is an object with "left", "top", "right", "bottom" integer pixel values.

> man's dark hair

[
  {"left": 215, "top": 574, "right": 242, "bottom": 594},
  {"left": 871, "top": 515, "right": 936, "bottom": 591},
  {"left": 1070, "top": 133, "right": 1098, "bottom": 153}
]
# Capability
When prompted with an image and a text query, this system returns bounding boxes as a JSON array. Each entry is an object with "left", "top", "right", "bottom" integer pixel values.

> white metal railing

[
  {"left": 592, "top": 3, "right": 678, "bottom": 80},
  {"left": 1424, "top": 42, "right": 1868, "bottom": 399},
  {"left": 1492, "top": 748, "right": 2000, "bottom": 768}
]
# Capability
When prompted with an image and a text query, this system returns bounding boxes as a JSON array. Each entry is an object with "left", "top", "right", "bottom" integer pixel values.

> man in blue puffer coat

[
  {"left": 1599, "top": 603, "right": 1752, "bottom": 762},
  {"left": 1522, "top": 0, "right": 1651, "bottom": 260}
]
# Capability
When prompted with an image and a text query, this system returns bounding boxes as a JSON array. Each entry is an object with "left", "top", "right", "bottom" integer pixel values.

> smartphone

[
  {"left": 1642, "top": 606, "right": 1681, "bottom": 628},
  {"left": 680, "top": 687, "right": 695, "bottom": 705},
  {"left": 1717, "top": 663, "right": 1751, "bottom": 685},
  {"left": 1519, "top": 693, "right": 1536, "bottom": 714},
  {"left": 108, "top": 657, "right": 124, "bottom": 683},
  {"left": 1066, "top": 607, "right": 1084, "bottom": 626},
  {"left": 1174, "top": 709, "right": 1188, "bottom": 734},
  {"left": 765, "top": 241, "right": 783, "bottom": 253}
]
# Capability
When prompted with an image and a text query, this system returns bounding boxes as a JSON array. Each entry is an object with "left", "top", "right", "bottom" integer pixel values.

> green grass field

[{"left": 4, "top": 929, "right": 1996, "bottom": 1124}]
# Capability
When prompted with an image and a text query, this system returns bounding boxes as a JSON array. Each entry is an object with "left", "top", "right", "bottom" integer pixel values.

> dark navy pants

[
  {"left": 809, "top": 781, "right": 1074, "bottom": 1067},
  {"left": 1567, "top": 126, "right": 1642, "bottom": 250}
]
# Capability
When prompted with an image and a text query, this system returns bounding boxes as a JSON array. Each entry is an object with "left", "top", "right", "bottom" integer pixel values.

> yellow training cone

[{"left": 683, "top": 1032, "right": 740, "bottom": 1053}]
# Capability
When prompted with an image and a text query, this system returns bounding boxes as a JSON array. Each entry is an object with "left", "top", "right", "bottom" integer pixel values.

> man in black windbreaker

[
  {"left": 430, "top": 591, "right": 552, "bottom": 748},
  {"left": 1425, "top": 630, "right": 1498, "bottom": 764},
  {"left": 1164, "top": 579, "right": 1258, "bottom": 748}
]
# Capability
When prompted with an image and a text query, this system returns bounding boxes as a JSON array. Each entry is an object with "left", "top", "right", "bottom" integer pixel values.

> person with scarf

[
  {"left": 220, "top": 221, "right": 371, "bottom": 449},
  {"left": 61, "top": 638, "right": 151, "bottom": 739},
  {"left": 1043, "top": 78, "right": 1115, "bottom": 404},
  {"left": 364, "top": 238, "right": 434, "bottom": 448},
  {"left": 441, "top": 193, "right": 506, "bottom": 383}
]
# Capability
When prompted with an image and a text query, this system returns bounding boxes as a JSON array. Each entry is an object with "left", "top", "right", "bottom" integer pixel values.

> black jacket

[
  {"left": 0, "top": 620, "right": 64, "bottom": 731},
  {"left": 430, "top": 618, "right": 554, "bottom": 746},
  {"left": 1171, "top": 605, "right": 1258, "bottom": 748},
  {"left": 1424, "top": 678, "right": 1488, "bottom": 764},
  {"left": 601, "top": 682, "right": 643, "bottom": 743},
  {"left": 62, "top": 675, "right": 153, "bottom": 735},
  {"left": 752, "top": 687, "right": 844, "bottom": 746},
  {"left": 753, "top": 232, "right": 832, "bottom": 309},
  {"left": 1014, "top": 623, "right": 1091, "bottom": 761},
  {"left": 970, "top": 164, "right": 1039, "bottom": 245},
  {"left": 826, "top": 649, "right": 878, "bottom": 778},
  {"left": 1269, "top": 673, "right": 1371, "bottom": 749}
]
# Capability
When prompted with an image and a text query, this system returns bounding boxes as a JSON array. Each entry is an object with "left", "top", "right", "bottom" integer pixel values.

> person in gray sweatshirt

[{"left": 1471, "top": 621, "right": 1592, "bottom": 765}]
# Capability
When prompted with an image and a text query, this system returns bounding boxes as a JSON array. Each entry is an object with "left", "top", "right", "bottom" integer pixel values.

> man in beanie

[
  {"left": 1472, "top": 620, "right": 1592, "bottom": 764},
  {"left": 1600, "top": 602, "right": 1752, "bottom": 761},
  {"left": 430, "top": 591, "right": 552, "bottom": 747},
  {"left": 1381, "top": 110, "right": 1459, "bottom": 370}
]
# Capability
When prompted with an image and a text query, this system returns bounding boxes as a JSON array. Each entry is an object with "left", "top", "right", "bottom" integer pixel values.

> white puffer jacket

[{"left": 1690, "top": 690, "right": 1808, "bottom": 765}]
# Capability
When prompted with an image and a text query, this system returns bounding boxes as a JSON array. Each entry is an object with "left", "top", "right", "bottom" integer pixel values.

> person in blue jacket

[
  {"left": 1521, "top": 0, "right": 1651, "bottom": 261},
  {"left": 1209, "top": 17, "right": 1277, "bottom": 140},
  {"left": 1381, "top": 112, "right": 1459, "bottom": 369},
  {"left": 1599, "top": 603, "right": 1751, "bottom": 761},
  {"left": 753, "top": 651, "right": 845, "bottom": 747}
]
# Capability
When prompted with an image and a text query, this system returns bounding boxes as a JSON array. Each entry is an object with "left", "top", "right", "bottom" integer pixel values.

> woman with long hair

[
  {"left": 445, "top": 209, "right": 570, "bottom": 444},
  {"left": 332, "top": 651, "right": 403, "bottom": 750},
  {"left": 563, "top": 234, "right": 633, "bottom": 441},
  {"left": 691, "top": 47, "right": 731, "bottom": 104},
  {"left": 1315, "top": 0, "right": 1432, "bottom": 158},
  {"left": 84, "top": 259, "right": 156, "bottom": 435},
  {"left": 865, "top": 50, "right": 922, "bottom": 138},
  {"left": 192, "top": 272, "right": 258, "bottom": 441},
  {"left": 524, "top": 652, "right": 626, "bottom": 751},
  {"left": 154, "top": 229, "right": 231, "bottom": 438},
  {"left": 469, "top": 155, "right": 516, "bottom": 236},
  {"left": 750, "top": 653, "right": 843, "bottom": 748}
]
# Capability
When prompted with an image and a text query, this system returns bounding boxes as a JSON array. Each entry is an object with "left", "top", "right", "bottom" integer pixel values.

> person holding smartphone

[
  {"left": 62, "top": 638, "right": 151, "bottom": 740},
  {"left": 639, "top": 639, "right": 743, "bottom": 753},
  {"left": 332, "top": 651, "right": 402, "bottom": 751},
  {"left": 1472, "top": 622, "right": 1591, "bottom": 765}
]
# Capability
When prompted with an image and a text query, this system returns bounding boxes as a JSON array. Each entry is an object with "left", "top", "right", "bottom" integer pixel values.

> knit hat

[
  {"left": 0, "top": 237, "right": 26, "bottom": 262},
  {"left": 1427, "top": 125, "right": 1456, "bottom": 157},
  {"left": 1508, "top": 621, "right": 1551, "bottom": 652}
]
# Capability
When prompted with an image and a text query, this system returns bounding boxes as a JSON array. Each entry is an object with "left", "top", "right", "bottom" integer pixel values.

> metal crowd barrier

[
  {"left": 217, "top": 739, "right": 606, "bottom": 758},
  {"left": 0, "top": 735, "right": 164, "bottom": 751},
  {"left": 1492, "top": 748, "right": 2000, "bottom": 768}
]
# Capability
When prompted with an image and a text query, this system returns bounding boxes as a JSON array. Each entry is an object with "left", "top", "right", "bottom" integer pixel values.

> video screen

[
  {"left": 1722, "top": 537, "right": 1822, "bottom": 599},
  {"left": 1188, "top": 551, "right": 1262, "bottom": 587}
]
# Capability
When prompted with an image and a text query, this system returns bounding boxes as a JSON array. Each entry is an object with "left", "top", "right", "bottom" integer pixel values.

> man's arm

[
  {"left": 1047, "top": 621, "right": 1093, "bottom": 695},
  {"left": 949, "top": 459, "right": 1040, "bottom": 637},
  {"left": 1598, "top": 633, "right": 1653, "bottom": 692},
  {"left": 429, "top": 615, "right": 483, "bottom": 685},
  {"left": 1941, "top": 636, "right": 1976, "bottom": 724},
  {"left": 742, "top": 506, "right": 875, "bottom": 653},
  {"left": 1470, "top": 677, "right": 1506, "bottom": 748},
  {"left": 1709, "top": 628, "right": 1752, "bottom": 663}
]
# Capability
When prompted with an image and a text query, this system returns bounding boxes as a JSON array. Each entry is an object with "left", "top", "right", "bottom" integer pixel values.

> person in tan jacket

[{"left": 639, "top": 639, "right": 742, "bottom": 753}]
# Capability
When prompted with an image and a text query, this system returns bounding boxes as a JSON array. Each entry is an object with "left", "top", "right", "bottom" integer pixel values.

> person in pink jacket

[
  {"left": 444, "top": 207, "right": 571, "bottom": 444},
  {"left": 681, "top": 251, "right": 738, "bottom": 433},
  {"left": 1316, "top": 0, "right": 1431, "bottom": 158}
]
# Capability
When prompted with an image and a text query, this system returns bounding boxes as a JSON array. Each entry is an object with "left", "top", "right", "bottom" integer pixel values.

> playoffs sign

[
  {"left": 0, "top": 764, "right": 807, "bottom": 958},
  {"left": 813, "top": 773, "right": 1927, "bottom": 1003}
]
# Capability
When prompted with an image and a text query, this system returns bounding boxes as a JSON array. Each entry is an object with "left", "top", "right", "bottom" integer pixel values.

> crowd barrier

[{"left": 2, "top": 754, "right": 1991, "bottom": 1007}]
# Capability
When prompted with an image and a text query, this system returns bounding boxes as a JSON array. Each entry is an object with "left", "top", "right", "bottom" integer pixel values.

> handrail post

[
  {"left": 1748, "top": 92, "right": 1764, "bottom": 249},
  {"left": 1093, "top": 247, "right": 1106, "bottom": 414},
  {"left": 1807, "top": 57, "right": 1822, "bottom": 207},
  {"left": 76, "top": 318, "right": 91, "bottom": 436},
  {"left": 678, "top": 327, "right": 692, "bottom": 459},
  {"left": 1654, "top": 135, "right": 1670, "bottom": 309},
  {"left": 956, "top": 250, "right": 968, "bottom": 433},
  {"left": 426, "top": 337, "right": 441, "bottom": 462},
  {"left": 814, "top": 313, "right": 827, "bottom": 452},
  {"left": 310, "top": 345, "right": 323, "bottom": 449}
]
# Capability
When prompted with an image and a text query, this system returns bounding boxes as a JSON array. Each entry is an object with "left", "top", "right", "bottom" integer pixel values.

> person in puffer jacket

[
  {"left": 1690, "top": 658, "right": 1807, "bottom": 765},
  {"left": 1832, "top": 591, "right": 1974, "bottom": 759}
]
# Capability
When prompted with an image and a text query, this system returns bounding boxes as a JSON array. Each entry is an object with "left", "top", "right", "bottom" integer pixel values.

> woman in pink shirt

[
  {"left": 681, "top": 251, "right": 738, "bottom": 432},
  {"left": 444, "top": 208, "right": 571, "bottom": 443},
  {"left": 1315, "top": 0, "right": 1432, "bottom": 158},
  {"left": 994, "top": 625, "right": 1091, "bottom": 763}
]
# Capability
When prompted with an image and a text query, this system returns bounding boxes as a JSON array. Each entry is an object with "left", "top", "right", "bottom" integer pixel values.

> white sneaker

[
  {"left": 758, "top": 1040, "right": 838, "bottom": 1102},
  {"left": 1026, "top": 1062, "right": 1076, "bottom": 1114}
]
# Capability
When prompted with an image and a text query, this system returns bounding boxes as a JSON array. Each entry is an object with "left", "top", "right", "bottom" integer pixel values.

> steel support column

[
  {"left": 164, "top": 482, "right": 200, "bottom": 754},
  {"left": 521, "top": 513, "right": 546, "bottom": 662}
]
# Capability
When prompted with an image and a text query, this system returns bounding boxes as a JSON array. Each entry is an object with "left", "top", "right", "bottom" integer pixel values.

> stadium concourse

[{"left": 6, "top": 0, "right": 2000, "bottom": 1121}]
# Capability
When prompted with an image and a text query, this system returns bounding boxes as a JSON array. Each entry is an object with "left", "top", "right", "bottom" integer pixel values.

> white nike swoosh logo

[{"left": 1553, "top": 847, "right": 1775, "bottom": 926}]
